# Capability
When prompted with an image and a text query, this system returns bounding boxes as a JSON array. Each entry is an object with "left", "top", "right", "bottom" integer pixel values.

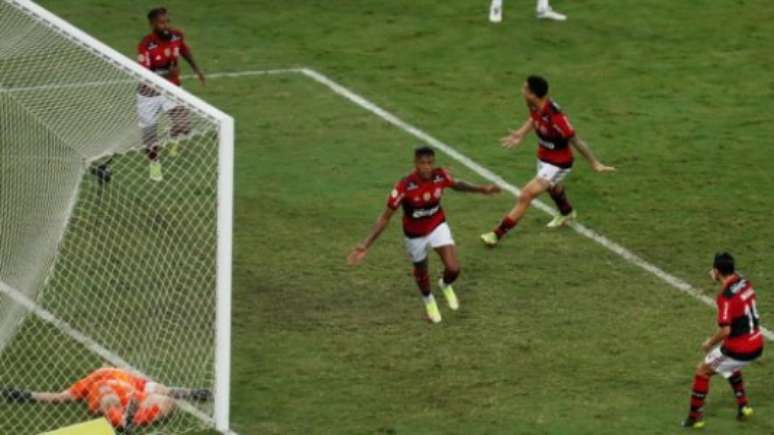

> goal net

[{"left": 0, "top": 0, "right": 233, "bottom": 433}]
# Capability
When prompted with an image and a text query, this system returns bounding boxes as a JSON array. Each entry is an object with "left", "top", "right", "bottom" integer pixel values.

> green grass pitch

[{"left": 19, "top": 0, "right": 774, "bottom": 433}]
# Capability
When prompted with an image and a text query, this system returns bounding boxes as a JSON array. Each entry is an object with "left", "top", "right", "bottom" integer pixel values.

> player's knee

[
  {"left": 519, "top": 190, "right": 536, "bottom": 204},
  {"left": 443, "top": 265, "right": 461, "bottom": 282},
  {"left": 695, "top": 362, "right": 713, "bottom": 377}
]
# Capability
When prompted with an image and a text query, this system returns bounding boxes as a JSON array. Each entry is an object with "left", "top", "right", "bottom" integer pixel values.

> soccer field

[{"left": 26, "top": 0, "right": 774, "bottom": 433}]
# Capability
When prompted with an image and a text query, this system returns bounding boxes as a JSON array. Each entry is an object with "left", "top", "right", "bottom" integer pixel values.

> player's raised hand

[
  {"left": 500, "top": 130, "right": 524, "bottom": 149},
  {"left": 591, "top": 161, "right": 616, "bottom": 173},
  {"left": 347, "top": 245, "right": 368, "bottom": 265},
  {"left": 481, "top": 184, "right": 501, "bottom": 195}
]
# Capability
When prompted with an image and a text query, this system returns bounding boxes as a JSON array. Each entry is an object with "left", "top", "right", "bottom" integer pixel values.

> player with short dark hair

[
  {"left": 137, "top": 6, "right": 205, "bottom": 181},
  {"left": 1, "top": 366, "right": 211, "bottom": 431},
  {"left": 480, "top": 75, "right": 615, "bottom": 246},
  {"left": 348, "top": 146, "right": 501, "bottom": 323},
  {"left": 682, "top": 252, "right": 763, "bottom": 429}
]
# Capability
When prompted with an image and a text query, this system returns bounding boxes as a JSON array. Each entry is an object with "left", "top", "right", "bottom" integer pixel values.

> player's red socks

[
  {"left": 442, "top": 267, "right": 459, "bottom": 286},
  {"left": 494, "top": 216, "right": 518, "bottom": 239},
  {"left": 549, "top": 186, "right": 573, "bottom": 216},
  {"left": 728, "top": 370, "right": 748, "bottom": 407},
  {"left": 689, "top": 374, "right": 710, "bottom": 420},
  {"left": 413, "top": 266, "right": 431, "bottom": 296}
]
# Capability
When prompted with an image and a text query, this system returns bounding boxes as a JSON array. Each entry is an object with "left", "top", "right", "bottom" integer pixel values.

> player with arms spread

[
  {"left": 349, "top": 147, "right": 500, "bottom": 323},
  {"left": 480, "top": 75, "right": 615, "bottom": 246},
  {"left": 1, "top": 366, "right": 211, "bottom": 432},
  {"left": 137, "top": 7, "right": 205, "bottom": 181},
  {"left": 682, "top": 253, "right": 763, "bottom": 429}
]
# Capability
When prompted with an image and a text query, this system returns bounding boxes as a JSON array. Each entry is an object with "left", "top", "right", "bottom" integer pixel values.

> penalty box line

[{"left": 209, "top": 66, "right": 773, "bottom": 342}]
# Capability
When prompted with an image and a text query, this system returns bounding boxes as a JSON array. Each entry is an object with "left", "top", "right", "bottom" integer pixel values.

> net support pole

[{"left": 214, "top": 114, "right": 234, "bottom": 432}]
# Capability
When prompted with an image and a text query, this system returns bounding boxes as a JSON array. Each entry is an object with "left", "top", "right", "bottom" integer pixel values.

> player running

[
  {"left": 682, "top": 253, "right": 764, "bottom": 429},
  {"left": 489, "top": 0, "right": 567, "bottom": 23},
  {"left": 1, "top": 366, "right": 211, "bottom": 431},
  {"left": 348, "top": 146, "right": 500, "bottom": 323},
  {"left": 137, "top": 7, "right": 205, "bottom": 181},
  {"left": 480, "top": 75, "right": 615, "bottom": 246}
]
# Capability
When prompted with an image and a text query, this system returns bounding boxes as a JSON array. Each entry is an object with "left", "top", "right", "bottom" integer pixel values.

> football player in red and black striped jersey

[
  {"left": 683, "top": 252, "right": 764, "bottom": 429},
  {"left": 136, "top": 7, "right": 205, "bottom": 181},
  {"left": 480, "top": 75, "right": 615, "bottom": 246},
  {"left": 348, "top": 147, "right": 500, "bottom": 323}
]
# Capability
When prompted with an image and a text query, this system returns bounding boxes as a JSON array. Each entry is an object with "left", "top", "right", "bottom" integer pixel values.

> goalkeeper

[{"left": 1, "top": 367, "right": 211, "bottom": 431}]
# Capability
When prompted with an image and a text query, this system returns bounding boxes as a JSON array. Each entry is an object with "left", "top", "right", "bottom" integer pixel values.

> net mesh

[{"left": 0, "top": 1, "right": 223, "bottom": 433}]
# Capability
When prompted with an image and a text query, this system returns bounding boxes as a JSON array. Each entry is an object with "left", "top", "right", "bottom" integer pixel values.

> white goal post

[{"left": 0, "top": 0, "right": 233, "bottom": 433}]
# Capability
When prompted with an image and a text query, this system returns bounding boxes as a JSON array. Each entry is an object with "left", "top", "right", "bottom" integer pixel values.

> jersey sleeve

[
  {"left": 551, "top": 112, "right": 576, "bottom": 139},
  {"left": 386, "top": 181, "right": 406, "bottom": 210},
  {"left": 717, "top": 297, "right": 732, "bottom": 327}
]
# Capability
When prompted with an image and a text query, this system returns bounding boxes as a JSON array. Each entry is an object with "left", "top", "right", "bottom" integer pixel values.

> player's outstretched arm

[
  {"left": 500, "top": 118, "right": 533, "bottom": 149},
  {"left": 451, "top": 180, "right": 501, "bottom": 195},
  {"left": 1, "top": 388, "right": 74, "bottom": 404},
  {"left": 348, "top": 207, "right": 396, "bottom": 265},
  {"left": 701, "top": 326, "right": 731, "bottom": 353},
  {"left": 181, "top": 47, "right": 205, "bottom": 85},
  {"left": 569, "top": 136, "right": 616, "bottom": 172}
]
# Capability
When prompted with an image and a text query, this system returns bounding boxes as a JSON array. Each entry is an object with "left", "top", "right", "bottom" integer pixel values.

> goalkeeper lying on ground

[{"left": 1, "top": 367, "right": 211, "bottom": 431}]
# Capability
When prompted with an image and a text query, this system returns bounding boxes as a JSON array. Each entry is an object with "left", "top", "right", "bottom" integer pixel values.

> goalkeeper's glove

[
  {"left": 169, "top": 388, "right": 212, "bottom": 402},
  {"left": 1, "top": 388, "right": 33, "bottom": 403}
]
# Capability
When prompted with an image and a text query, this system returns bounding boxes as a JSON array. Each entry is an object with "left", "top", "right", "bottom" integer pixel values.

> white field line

[
  {"left": 0, "top": 280, "right": 238, "bottom": 435},
  {"left": 290, "top": 67, "right": 773, "bottom": 341},
  {"left": 0, "top": 68, "right": 304, "bottom": 94}
]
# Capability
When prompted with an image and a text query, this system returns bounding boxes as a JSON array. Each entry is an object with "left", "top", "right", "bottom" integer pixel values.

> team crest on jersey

[
  {"left": 148, "top": 42, "right": 158, "bottom": 50},
  {"left": 406, "top": 182, "right": 418, "bottom": 191},
  {"left": 433, "top": 188, "right": 441, "bottom": 198},
  {"left": 433, "top": 175, "right": 444, "bottom": 183}
]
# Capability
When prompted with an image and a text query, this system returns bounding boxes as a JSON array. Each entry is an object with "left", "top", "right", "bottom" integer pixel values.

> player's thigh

[
  {"left": 703, "top": 346, "right": 750, "bottom": 379},
  {"left": 136, "top": 94, "right": 164, "bottom": 128},
  {"left": 405, "top": 235, "right": 431, "bottom": 263},
  {"left": 522, "top": 176, "right": 551, "bottom": 198},
  {"left": 429, "top": 224, "right": 458, "bottom": 267},
  {"left": 536, "top": 161, "right": 571, "bottom": 188}
]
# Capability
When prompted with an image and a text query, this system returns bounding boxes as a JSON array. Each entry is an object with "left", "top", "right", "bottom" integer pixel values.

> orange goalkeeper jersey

[{"left": 68, "top": 368, "right": 148, "bottom": 413}]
